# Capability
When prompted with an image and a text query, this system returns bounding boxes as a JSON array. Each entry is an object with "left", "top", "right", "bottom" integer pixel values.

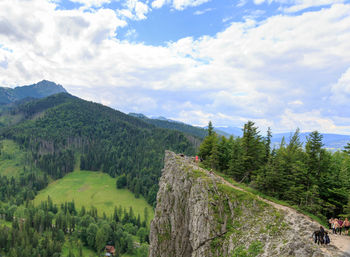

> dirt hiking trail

[{"left": 190, "top": 160, "right": 350, "bottom": 257}]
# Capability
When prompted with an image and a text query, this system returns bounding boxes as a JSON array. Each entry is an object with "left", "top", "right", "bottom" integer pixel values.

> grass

[
  {"left": 0, "top": 139, "right": 29, "bottom": 177},
  {"left": 34, "top": 170, "right": 154, "bottom": 223},
  {"left": 214, "top": 170, "right": 328, "bottom": 227}
]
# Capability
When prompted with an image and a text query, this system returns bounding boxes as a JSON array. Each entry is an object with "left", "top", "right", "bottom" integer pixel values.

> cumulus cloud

[
  {"left": 1, "top": 1, "right": 350, "bottom": 134},
  {"left": 330, "top": 68, "right": 350, "bottom": 107},
  {"left": 151, "top": 0, "right": 211, "bottom": 10},
  {"left": 117, "top": 0, "right": 150, "bottom": 20},
  {"left": 68, "top": 0, "right": 111, "bottom": 8},
  {"left": 253, "top": 0, "right": 347, "bottom": 12}
]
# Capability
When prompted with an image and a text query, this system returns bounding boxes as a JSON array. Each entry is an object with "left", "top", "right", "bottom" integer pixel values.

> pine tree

[
  {"left": 241, "top": 121, "right": 264, "bottom": 182},
  {"left": 343, "top": 142, "right": 350, "bottom": 154},
  {"left": 264, "top": 127, "right": 272, "bottom": 163},
  {"left": 198, "top": 121, "right": 217, "bottom": 162}
]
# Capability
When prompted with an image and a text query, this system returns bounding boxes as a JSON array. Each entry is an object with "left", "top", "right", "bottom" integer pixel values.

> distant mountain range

[
  {"left": 1, "top": 80, "right": 347, "bottom": 151},
  {"left": 0, "top": 80, "right": 66, "bottom": 105},
  {"left": 129, "top": 114, "right": 350, "bottom": 151},
  {"left": 129, "top": 113, "right": 208, "bottom": 141}
]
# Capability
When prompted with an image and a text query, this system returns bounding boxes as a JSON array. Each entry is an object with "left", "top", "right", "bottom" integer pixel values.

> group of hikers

[
  {"left": 312, "top": 218, "right": 350, "bottom": 246},
  {"left": 329, "top": 217, "right": 350, "bottom": 235}
]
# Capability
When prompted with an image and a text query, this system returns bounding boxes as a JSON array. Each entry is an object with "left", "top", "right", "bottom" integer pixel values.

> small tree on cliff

[{"left": 199, "top": 121, "right": 216, "bottom": 160}]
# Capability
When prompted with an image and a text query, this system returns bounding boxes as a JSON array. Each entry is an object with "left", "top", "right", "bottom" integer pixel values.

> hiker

[
  {"left": 338, "top": 218, "right": 343, "bottom": 235},
  {"left": 313, "top": 226, "right": 326, "bottom": 245},
  {"left": 344, "top": 218, "right": 350, "bottom": 235},
  {"left": 332, "top": 218, "right": 338, "bottom": 234},
  {"left": 324, "top": 230, "right": 330, "bottom": 245},
  {"left": 328, "top": 217, "right": 334, "bottom": 229}
]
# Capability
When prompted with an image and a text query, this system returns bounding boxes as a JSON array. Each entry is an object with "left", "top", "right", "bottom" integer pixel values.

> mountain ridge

[{"left": 0, "top": 80, "right": 67, "bottom": 105}]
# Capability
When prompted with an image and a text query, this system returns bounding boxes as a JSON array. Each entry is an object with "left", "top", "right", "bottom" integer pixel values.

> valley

[
  {"left": 34, "top": 170, "right": 154, "bottom": 221},
  {"left": 0, "top": 82, "right": 349, "bottom": 257}
]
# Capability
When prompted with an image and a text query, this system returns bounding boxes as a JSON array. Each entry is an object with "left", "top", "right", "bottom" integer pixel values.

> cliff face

[{"left": 149, "top": 151, "right": 341, "bottom": 257}]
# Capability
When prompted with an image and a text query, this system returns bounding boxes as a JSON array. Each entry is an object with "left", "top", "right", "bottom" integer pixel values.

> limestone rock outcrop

[{"left": 149, "top": 151, "right": 346, "bottom": 257}]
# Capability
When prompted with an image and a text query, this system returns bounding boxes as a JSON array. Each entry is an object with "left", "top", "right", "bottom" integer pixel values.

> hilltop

[{"left": 0, "top": 80, "right": 67, "bottom": 105}]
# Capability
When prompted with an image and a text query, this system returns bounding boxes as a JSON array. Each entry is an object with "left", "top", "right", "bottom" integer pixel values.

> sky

[{"left": 1, "top": 0, "right": 350, "bottom": 134}]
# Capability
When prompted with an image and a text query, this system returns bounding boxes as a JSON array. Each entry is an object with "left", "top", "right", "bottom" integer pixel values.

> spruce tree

[{"left": 241, "top": 121, "right": 264, "bottom": 182}]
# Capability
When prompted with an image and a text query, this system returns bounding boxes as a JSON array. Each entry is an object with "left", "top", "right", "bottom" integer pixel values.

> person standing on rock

[{"left": 344, "top": 218, "right": 350, "bottom": 235}]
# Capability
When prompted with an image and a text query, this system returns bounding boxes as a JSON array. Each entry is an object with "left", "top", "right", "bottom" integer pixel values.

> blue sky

[{"left": 1, "top": 0, "right": 350, "bottom": 134}]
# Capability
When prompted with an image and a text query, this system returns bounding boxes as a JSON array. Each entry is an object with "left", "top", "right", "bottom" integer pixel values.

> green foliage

[
  {"left": 117, "top": 175, "right": 127, "bottom": 189},
  {"left": 0, "top": 194, "right": 150, "bottom": 257},
  {"left": 199, "top": 122, "right": 350, "bottom": 222},
  {"left": 0, "top": 139, "right": 31, "bottom": 177},
  {"left": 231, "top": 241, "right": 263, "bottom": 257},
  {"left": 34, "top": 170, "right": 154, "bottom": 222},
  {"left": 2, "top": 93, "right": 196, "bottom": 206}
]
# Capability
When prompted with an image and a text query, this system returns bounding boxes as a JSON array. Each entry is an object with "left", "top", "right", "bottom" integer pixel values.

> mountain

[
  {"left": 214, "top": 126, "right": 242, "bottom": 137},
  {"left": 129, "top": 113, "right": 208, "bottom": 142},
  {"left": 0, "top": 80, "right": 66, "bottom": 105},
  {"left": 1, "top": 93, "right": 196, "bottom": 206},
  {"left": 149, "top": 151, "right": 346, "bottom": 257},
  {"left": 271, "top": 132, "right": 350, "bottom": 150}
]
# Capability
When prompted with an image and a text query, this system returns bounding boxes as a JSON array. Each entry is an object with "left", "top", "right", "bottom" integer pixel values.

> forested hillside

[
  {"left": 1, "top": 93, "right": 196, "bottom": 206},
  {"left": 0, "top": 92, "right": 198, "bottom": 257},
  {"left": 199, "top": 121, "right": 350, "bottom": 222}
]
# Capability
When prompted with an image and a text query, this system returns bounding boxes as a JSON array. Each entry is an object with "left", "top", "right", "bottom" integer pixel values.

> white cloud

[
  {"left": 280, "top": 109, "right": 350, "bottom": 134},
  {"left": 253, "top": 0, "right": 347, "bottom": 12},
  {"left": 117, "top": 0, "right": 150, "bottom": 20},
  {"left": 330, "top": 67, "right": 350, "bottom": 105},
  {"left": 151, "top": 0, "right": 168, "bottom": 8},
  {"left": 283, "top": 0, "right": 346, "bottom": 13},
  {"left": 193, "top": 7, "right": 214, "bottom": 15},
  {"left": 1, "top": 1, "right": 350, "bottom": 134},
  {"left": 151, "top": 0, "right": 211, "bottom": 10},
  {"left": 69, "top": 0, "right": 111, "bottom": 8}
]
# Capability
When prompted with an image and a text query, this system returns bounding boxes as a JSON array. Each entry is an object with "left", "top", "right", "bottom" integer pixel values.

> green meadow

[{"left": 34, "top": 170, "right": 154, "bottom": 222}]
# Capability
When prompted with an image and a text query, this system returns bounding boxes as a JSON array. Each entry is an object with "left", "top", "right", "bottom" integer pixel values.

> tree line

[
  {"left": 199, "top": 121, "right": 350, "bottom": 220},
  {"left": 0, "top": 197, "right": 150, "bottom": 257},
  {"left": 1, "top": 93, "right": 196, "bottom": 206}
]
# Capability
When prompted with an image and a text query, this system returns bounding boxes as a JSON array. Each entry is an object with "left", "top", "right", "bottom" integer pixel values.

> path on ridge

[{"left": 189, "top": 161, "right": 350, "bottom": 257}]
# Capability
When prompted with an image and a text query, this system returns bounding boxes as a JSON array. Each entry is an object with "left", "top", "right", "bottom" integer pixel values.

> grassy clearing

[
  {"left": 0, "top": 139, "right": 29, "bottom": 177},
  {"left": 34, "top": 170, "right": 154, "bottom": 222}
]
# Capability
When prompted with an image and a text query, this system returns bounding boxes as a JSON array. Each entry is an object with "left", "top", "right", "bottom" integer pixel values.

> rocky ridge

[{"left": 149, "top": 151, "right": 349, "bottom": 257}]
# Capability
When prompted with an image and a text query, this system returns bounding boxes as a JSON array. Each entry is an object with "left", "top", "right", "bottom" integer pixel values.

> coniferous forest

[
  {"left": 1, "top": 91, "right": 350, "bottom": 256},
  {"left": 0, "top": 93, "right": 198, "bottom": 256},
  {"left": 1, "top": 93, "right": 196, "bottom": 206},
  {"left": 199, "top": 121, "right": 350, "bottom": 221}
]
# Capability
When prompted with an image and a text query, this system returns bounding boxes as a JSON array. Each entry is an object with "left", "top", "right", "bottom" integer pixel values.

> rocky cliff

[{"left": 149, "top": 151, "right": 347, "bottom": 257}]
